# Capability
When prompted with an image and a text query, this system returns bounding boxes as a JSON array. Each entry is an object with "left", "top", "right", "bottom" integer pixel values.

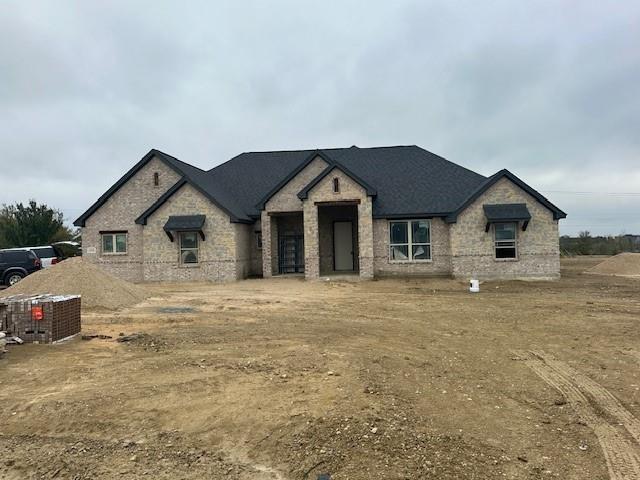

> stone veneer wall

[
  {"left": 372, "top": 217, "right": 452, "bottom": 277},
  {"left": 449, "top": 177, "right": 560, "bottom": 279},
  {"left": 249, "top": 225, "right": 263, "bottom": 277},
  {"left": 142, "top": 183, "right": 240, "bottom": 282},
  {"left": 234, "top": 223, "right": 252, "bottom": 280},
  {"left": 262, "top": 156, "right": 329, "bottom": 277},
  {"left": 304, "top": 169, "right": 373, "bottom": 279},
  {"left": 81, "top": 156, "right": 182, "bottom": 282}
]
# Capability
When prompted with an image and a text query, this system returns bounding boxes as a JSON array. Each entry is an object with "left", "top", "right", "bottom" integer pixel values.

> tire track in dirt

[
  {"left": 515, "top": 350, "right": 640, "bottom": 480},
  {"left": 529, "top": 350, "right": 640, "bottom": 445}
]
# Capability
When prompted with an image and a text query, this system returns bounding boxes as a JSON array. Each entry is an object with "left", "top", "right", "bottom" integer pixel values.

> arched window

[
  {"left": 333, "top": 177, "right": 340, "bottom": 193},
  {"left": 153, "top": 172, "right": 159, "bottom": 186}
]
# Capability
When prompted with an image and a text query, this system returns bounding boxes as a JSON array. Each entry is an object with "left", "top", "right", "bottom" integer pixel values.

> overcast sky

[{"left": 1, "top": 1, "right": 639, "bottom": 235}]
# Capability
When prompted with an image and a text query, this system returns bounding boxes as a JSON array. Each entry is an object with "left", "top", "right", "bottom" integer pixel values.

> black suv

[{"left": 0, "top": 249, "right": 41, "bottom": 286}]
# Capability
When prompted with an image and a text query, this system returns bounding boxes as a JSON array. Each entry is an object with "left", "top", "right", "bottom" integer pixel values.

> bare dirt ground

[{"left": 1, "top": 256, "right": 639, "bottom": 479}]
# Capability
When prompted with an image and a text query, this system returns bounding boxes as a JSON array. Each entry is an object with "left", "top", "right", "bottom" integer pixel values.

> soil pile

[
  {"left": 586, "top": 252, "right": 640, "bottom": 277},
  {"left": 1, "top": 257, "right": 150, "bottom": 309}
]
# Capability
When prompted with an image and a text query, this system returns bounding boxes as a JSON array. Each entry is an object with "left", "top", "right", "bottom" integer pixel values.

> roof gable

[
  {"left": 73, "top": 149, "right": 205, "bottom": 227},
  {"left": 255, "top": 150, "right": 334, "bottom": 210},
  {"left": 297, "top": 163, "right": 377, "bottom": 200},
  {"left": 445, "top": 169, "right": 567, "bottom": 223}
]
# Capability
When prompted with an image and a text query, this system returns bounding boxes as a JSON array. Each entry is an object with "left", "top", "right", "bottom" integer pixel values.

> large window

[
  {"left": 494, "top": 222, "right": 517, "bottom": 259},
  {"left": 179, "top": 231, "right": 199, "bottom": 264},
  {"left": 101, "top": 233, "right": 127, "bottom": 254},
  {"left": 389, "top": 220, "right": 431, "bottom": 261}
]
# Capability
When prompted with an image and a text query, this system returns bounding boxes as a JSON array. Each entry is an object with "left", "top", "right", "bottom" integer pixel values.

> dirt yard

[{"left": 1, "top": 257, "right": 639, "bottom": 479}]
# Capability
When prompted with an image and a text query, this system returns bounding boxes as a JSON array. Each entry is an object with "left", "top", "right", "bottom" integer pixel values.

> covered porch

[{"left": 261, "top": 199, "right": 373, "bottom": 280}]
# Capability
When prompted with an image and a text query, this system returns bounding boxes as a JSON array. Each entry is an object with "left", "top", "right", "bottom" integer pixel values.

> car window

[
  {"left": 32, "top": 247, "right": 56, "bottom": 258},
  {"left": 4, "top": 251, "right": 27, "bottom": 262}
]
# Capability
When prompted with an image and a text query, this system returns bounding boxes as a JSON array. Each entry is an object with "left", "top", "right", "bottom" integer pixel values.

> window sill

[
  {"left": 102, "top": 252, "right": 128, "bottom": 256},
  {"left": 179, "top": 263, "right": 200, "bottom": 268},
  {"left": 494, "top": 258, "right": 519, "bottom": 262},
  {"left": 389, "top": 259, "right": 433, "bottom": 264}
]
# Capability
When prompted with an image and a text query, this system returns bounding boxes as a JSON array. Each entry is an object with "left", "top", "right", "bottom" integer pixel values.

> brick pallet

[{"left": 0, "top": 294, "right": 81, "bottom": 344}]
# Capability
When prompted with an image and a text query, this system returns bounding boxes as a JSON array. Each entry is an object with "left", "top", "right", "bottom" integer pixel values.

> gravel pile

[
  {"left": 586, "top": 252, "right": 640, "bottom": 277},
  {"left": 1, "top": 257, "right": 150, "bottom": 309}
]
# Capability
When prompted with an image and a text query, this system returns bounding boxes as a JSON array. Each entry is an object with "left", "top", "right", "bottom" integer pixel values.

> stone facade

[
  {"left": 265, "top": 157, "right": 329, "bottom": 213},
  {"left": 373, "top": 217, "right": 452, "bottom": 277},
  {"left": 262, "top": 156, "right": 330, "bottom": 278},
  {"left": 82, "top": 154, "right": 561, "bottom": 283},
  {"left": 449, "top": 177, "right": 560, "bottom": 279},
  {"left": 81, "top": 156, "right": 182, "bottom": 282},
  {"left": 142, "top": 184, "right": 242, "bottom": 282},
  {"left": 303, "top": 169, "right": 372, "bottom": 279}
]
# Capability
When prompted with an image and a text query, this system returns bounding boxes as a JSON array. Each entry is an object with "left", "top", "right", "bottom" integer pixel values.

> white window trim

[
  {"left": 101, "top": 232, "right": 128, "bottom": 255},
  {"left": 494, "top": 222, "right": 518, "bottom": 261},
  {"left": 179, "top": 231, "right": 199, "bottom": 266},
  {"left": 388, "top": 219, "right": 432, "bottom": 263}
]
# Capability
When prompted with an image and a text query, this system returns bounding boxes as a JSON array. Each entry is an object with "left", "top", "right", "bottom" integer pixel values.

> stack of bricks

[{"left": 0, "top": 294, "right": 81, "bottom": 344}]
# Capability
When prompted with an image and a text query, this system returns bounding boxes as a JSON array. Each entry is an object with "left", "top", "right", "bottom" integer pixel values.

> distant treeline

[{"left": 560, "top": 232, "right": 640, "bottom": 256}]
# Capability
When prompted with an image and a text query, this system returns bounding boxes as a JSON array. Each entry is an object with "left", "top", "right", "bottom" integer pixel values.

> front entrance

[
  {"left": 333, "top": 221, "right": 354, "bottom": 271},
  {"left": 278, "top": 234, "right": 304, "bottom": 274}
]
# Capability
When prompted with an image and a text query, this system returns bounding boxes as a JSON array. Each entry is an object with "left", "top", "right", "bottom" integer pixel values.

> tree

[
  {"left": 576, "top": 230, "right": 592, "bottom": 255},
  {"left": 0, "top": 200, "right": 74, "bottom": 248}
]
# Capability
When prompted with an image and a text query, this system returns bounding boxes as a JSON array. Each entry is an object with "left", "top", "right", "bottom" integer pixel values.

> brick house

[{"left": 74, "top": 146, "right": 566, "bottom": 282}]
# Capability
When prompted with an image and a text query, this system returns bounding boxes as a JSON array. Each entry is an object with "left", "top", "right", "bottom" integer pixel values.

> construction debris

[{"left": 1, "top": 257, "right": 150, "bottom": 310}]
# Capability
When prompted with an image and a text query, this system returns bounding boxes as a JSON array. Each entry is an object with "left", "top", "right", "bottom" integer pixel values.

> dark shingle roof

[
  {"left": 75, "top": 145, "right": 566, "bottom": 227},
  {"left": 205, "top": 145, "right": 488, "bottom": 219},
  {"left": 163, "top": 215, "right": 206, "bottom": 231},
  {"left": 483, "top": 203, "right": 532, "bottom": 222}
]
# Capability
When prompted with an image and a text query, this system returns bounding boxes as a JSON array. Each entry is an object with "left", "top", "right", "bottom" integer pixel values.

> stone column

[
  {"left": 261, "top": 212, "right": 273, "bottom": 278},
  {"left": 303, "top": 201, "right": 319, "bottom": 279},
  {"left": 357, "top": 198, "right": 374, "bottom": 279}
]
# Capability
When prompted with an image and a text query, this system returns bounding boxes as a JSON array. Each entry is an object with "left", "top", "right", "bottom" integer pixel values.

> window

[
  {"left": 389, "top": 220, "right": 431, "bottom": 261},
  {"left": 256, "top": 232, "right": 262, "bottom": 250},
  {"left": 32, "top": 247, "right": 56, "bottom": 258},
  {"left": 153, "top": 172, "right": 159, "bottom": 186},
  {"left": 494, "top": 222, "right": 517, "bottom": 259},
  {"left": 179, "top": 231, "right": 199, "bottom": 264},
  {"left": 333, "top": 178, "right": 340, "bottom": 193},
  {"left": 102, "top": 233, "right": 127, "bottom": 254}
]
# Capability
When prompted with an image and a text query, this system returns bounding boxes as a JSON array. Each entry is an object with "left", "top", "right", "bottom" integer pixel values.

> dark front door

[{"left": 278, "top": 234, "right": 304, "bottom": 274}]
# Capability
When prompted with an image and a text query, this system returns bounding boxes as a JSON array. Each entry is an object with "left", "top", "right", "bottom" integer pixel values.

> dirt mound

[
  {"left": 586, "top": 252, "right": 640, "bottom": 277},
  {"left": 1, "top": 257, "right": 150, "bottom": 310}
]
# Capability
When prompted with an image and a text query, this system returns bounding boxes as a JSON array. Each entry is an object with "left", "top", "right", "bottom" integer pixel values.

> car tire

[{"left": 5, "top": 272, "right": 24, "bottom": 286}]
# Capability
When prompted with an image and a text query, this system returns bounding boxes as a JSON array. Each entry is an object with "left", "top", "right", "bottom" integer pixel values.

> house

[{"left": 74, "top": 146, "right": 566, "bottom": 282}]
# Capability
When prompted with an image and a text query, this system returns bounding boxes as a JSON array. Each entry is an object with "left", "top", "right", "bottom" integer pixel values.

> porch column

[
  {"left": 357, "top": 197, "right": 374, "bottom": 279},
  {"left": 261, "top": 211, "right": 273, "bottom": 277},
  {"left": 303, "top": 201, "right": 320, "bottom": 279}
]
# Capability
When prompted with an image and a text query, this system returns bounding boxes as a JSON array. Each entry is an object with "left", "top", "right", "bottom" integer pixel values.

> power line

[{"left": 541, "top": 191, "right": 640, "bottom": 196}]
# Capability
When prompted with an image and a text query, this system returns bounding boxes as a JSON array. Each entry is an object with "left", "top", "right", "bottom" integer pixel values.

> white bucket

[{"left": 469, "top": 279, "right": 480, "bottom": 293}]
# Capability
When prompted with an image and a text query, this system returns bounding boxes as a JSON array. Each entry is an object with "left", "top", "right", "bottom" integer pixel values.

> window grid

[
  {"left": 389, "top": 220, "right": 431, "bottom": 262},
  {"left": 101, "top": 233, "right": 127, "bottom": 255},
  {"left": 179, "top": 232, "right": 199, "bottom": 265},
  {"left": 494, "top": 222, "right": 517, "bottom": 260}
]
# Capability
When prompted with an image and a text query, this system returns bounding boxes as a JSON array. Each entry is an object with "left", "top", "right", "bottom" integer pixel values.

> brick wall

[
  {"left": 265, "top": 156, "right": 329, "bottom": 212},
  {"left": 373, "top": 217, "right": 452, "bottom": 277},
  {"left": 81, "top": 156, "right": 182, "bottom": 282},
  {"left": 449, "top": 177, "right": 560, "bottom": 279},
  {"left": 304, "top": 169, "right": 372, "bottom": 279},
  {"left": 142, "top": 183, "right": 240, "bottom": 282},
  {"left": 262, "top": 156, "right": 329, "bottom": 277}
]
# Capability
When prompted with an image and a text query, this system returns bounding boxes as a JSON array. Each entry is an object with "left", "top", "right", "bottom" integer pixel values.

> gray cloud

[{"left": 1, "top": 0, "right": 638, "bottom": 235}]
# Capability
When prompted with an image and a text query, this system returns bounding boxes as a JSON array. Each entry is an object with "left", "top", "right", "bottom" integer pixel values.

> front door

[{"left": 333, "top": 221, "right": 354, "bottom": 271}]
